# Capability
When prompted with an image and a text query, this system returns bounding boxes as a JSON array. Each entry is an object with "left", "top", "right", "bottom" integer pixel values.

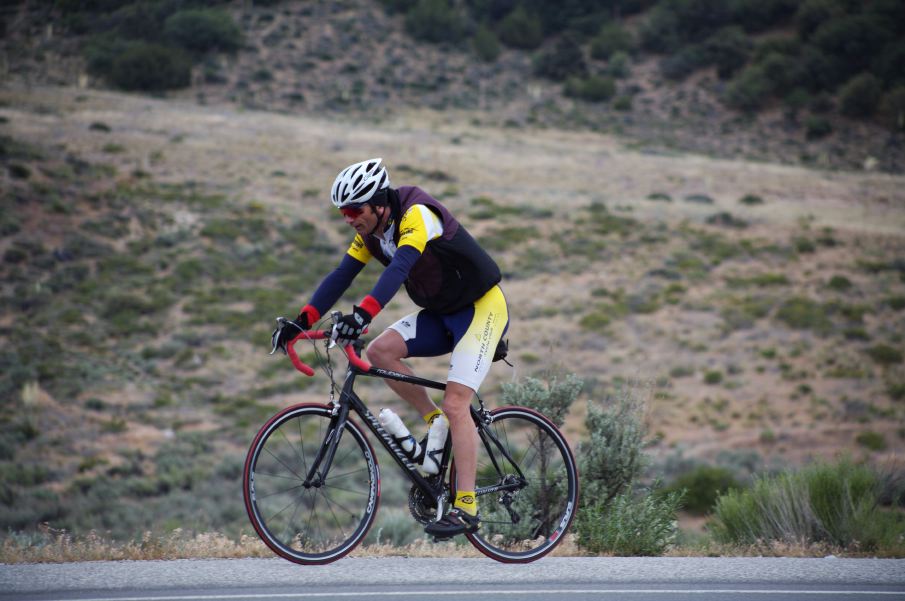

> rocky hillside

[{"left": 1, "top": 0, "right": 903, "bottom": 173}]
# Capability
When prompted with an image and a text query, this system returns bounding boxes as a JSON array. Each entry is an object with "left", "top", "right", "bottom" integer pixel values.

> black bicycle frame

[{"left": 301, "top": 349, "right": 528, "bottom": 510}]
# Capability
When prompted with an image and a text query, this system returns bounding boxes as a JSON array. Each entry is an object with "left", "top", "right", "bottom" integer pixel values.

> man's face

[{"left": 341, "top": 203, "right": 380, "bottom": 236}]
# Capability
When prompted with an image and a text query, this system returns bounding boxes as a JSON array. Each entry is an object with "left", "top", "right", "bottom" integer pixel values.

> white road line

[{"left": 42, "top": 589, "right": 905, "bottom": 601}]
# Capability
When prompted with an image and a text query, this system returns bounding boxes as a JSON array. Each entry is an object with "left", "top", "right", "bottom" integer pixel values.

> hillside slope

[{"left": 1, "top": 83, "right": 904, "bottom": 540}]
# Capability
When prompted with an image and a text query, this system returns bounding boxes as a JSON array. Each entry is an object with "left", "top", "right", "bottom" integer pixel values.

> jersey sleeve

[
  {"left": 346, "top": 233, "right": 372, "bottom": 263},
  {"left": 397, "top": 205, "right": 443, "bottom": 253}
]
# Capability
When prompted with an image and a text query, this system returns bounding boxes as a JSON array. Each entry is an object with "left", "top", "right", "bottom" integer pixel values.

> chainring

[{"left": 408, "top": 482, "right": 446, "bottom": 525}]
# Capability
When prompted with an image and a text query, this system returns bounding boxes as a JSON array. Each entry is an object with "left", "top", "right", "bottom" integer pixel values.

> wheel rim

[
  {"left": 456, "top": 407, "right": 578, "bottom": 562},
  {"left": 244, "top": 405, "right": 379, "bottom": 563}
]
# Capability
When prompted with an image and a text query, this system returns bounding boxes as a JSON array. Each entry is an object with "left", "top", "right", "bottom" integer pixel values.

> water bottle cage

[
  {"left": 394, "top": 434, "right": 422, "bottom": 462},
  {"left": 424, "top": 447, "right": 444, "bottom": 470}
]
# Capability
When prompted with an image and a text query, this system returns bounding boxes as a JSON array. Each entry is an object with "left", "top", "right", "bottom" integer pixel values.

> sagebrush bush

[
  {"left": 576, "top": 487, "right": 683, "bottom": 555},
  {"left": 500, "top": 374, "right": 583, "bottom": 428},
  {"left": 578, "top": 390, "right": 647, "bottom": 506},
  {"left": 710, "top": 458, "right": 903, "bottom": 551}
]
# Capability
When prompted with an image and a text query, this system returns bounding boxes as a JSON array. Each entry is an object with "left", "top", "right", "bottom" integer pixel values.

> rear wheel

[
  {"left": 243, "top": 404, "right": 380, "bottom": 564},
  {"left": 451, "top": 406, "right": 579, "bottom": 563}
]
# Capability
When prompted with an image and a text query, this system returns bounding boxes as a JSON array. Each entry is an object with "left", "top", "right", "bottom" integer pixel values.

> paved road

[{"left": 2, "top": 557, "right": 904, "bottom": 601}]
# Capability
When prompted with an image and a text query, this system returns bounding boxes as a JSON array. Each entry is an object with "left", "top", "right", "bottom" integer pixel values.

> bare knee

[
  {"left": 365, "top": 330, "right": 407, "bottom": 368},
  {"left": 443, "top": 383, "right": 474, "bottom": 420}
]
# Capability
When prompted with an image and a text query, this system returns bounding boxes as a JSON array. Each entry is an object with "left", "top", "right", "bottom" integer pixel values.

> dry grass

[{"left": 5, "top": 528, "right": 882, "bottom": 563}]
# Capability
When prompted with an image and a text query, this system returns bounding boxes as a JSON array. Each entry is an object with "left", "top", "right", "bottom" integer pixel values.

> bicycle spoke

[
  {"left": 456, "top": 408, "right": 578, "bottom": 563},
  {"left": 245, "top": 405, "right": 379, "bottom": 563}
]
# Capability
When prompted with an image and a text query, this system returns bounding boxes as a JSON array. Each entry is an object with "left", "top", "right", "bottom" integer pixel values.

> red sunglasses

[{"left": 340, "top": 203, "right": 367, "bottom": 219}]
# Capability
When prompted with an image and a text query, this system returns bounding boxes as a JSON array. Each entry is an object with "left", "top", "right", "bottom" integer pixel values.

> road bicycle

[{"left": 243, "top": 315, "right": 579, "bottom": 564}]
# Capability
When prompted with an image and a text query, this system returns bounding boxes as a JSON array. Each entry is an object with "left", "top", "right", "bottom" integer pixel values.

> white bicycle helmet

[{"left": 330, "top": 158, "right": 391, "bottom": 208}]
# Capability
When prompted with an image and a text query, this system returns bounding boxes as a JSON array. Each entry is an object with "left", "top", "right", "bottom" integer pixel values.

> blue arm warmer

[
  {"left": 369, "top": 245, "right": 422, "bottom": 308},
  {"left": 309, "top": 253, "right": 366, "bottom": 317}
]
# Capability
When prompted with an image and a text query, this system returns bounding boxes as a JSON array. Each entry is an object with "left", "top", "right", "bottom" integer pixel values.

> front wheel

[
  {"left": 451, "top": 406, "right": 579, "bottom": 563},
  {"left": 243, "top": 404, "right": 380, "bottom": 564}
]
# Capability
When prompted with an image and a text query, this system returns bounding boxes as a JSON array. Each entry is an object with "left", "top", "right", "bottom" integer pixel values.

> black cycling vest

[{"left": 363, "top": 187, "right": 502, "bottom": 314}]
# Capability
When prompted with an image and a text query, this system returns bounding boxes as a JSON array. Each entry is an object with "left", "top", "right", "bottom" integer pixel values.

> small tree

[
  {"left": 163, "top": 9, "right": 242, "bottom": 54},
  {"left": 534, "top": 34, "right": 587, "bottom": 81},
  {"left": 879, "top": 86, "right": 905, "bottom": 131},
  {"left": 839, "top": 72, "right": 883, "bottom": 118},
  {"left": 472, "top": 24, "right": 501, "bottom": 62},
  {"left": 498, "top": 5, "right": 543, "bottom": 50},
  {"left": 724, "top": 65, "right": 772, "bottom": 112},
  {"left": 589, "top": 22, "right": 634, "bottom": 61},
  {"left": 109, "top": 43, "right": 191, "bottom": 91},
  {"left": 405, "top": 0, "right": 464, "bottom": 44},
  {"left": 705, "top": 26, "right": 751, "bottom": 80}
]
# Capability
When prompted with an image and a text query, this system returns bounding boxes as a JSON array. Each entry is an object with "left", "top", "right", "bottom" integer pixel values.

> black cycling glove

[{"left": 332, "top": 305, "right": 372, "bottom": 346}]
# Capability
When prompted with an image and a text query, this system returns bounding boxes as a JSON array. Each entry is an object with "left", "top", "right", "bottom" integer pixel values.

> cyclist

[{"left": 275, "top": 158, "right": 508, "bottom": 538}]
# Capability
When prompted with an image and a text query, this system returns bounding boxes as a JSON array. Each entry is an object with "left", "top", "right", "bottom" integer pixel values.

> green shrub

[
  {"left": 730, "top": 0, "right": 798, "bottom": 32},
  {"left": 534, "top": 35, "right": 586, "bottom": 81},
  {"left": 839, "top": 73, "right": 883, "bottom": 118},
  {"left": 589, "top": 23, "right": 634, "bottom": 60},
  {"left": 775, "top": 297, "right": 831, "bottom": 333},
  {"left": 501, "top": 374, "right": 583, "bottom": 428},
  {"left": 109, "top": 43, "right": 191, "bottom": 91},
  {"left": 660, "top": 44, "right": 708, "bottom": 81},
  {"left": 865, "top": 344, "right": 903, "bottom": 366},
  {"left": 880, "top": 86, "right": 905, "bottom": 131},
  {"left": 710, "top": 458, "right": 900, "bottom": 550},
  {"left": 805, "top": 115, "right": 833, "bottom": 139},
  {"left": 704, "top": 370, "right": 723, "bottom": 385},
  {"left": 578, "top": 392, "right": 646, "bottom": 506},
  {"left": 613, "top": 95, "right": 632, "bottom": 111},
  {"left": 647, "top": 192, "right": 672, "bottom": 202},
  {"left": 725, "top": 65, "right": 771, "bottom": 112},
  {"left": 564, "top": 75, "right": 616, "bottom": 103},
  {"left": 811, "top": 16, "right": 893, "bottom": 84},
  {"left": 576, "top": 487, "right": 683, "bottom": 555},
  {"left": 795, "top": 0, "right": 846, "bottom": 40},
  {"left": 739, "top": 193, "right": 764, "bottom": 205},
  {"left": 163, "top": 9, "right": 242, "bottom": 54},
  {"left": 608, "top": 52, "right": 631, "bottom": 79},
  {"left": 827, "top": 275, "right": 852, "bottom": 291},
  {"left": 405, "top": 0, "right": 464, "bottom": 44},
  {"left": 855, "top": 431, "right": 887, "bottom": 452},
  {"left": 471, "top": 24, "right": 500, "bottom": 62},
  {"left": 887, "top": 296, "right": 905, "bottom": 311},
  {"left": 498, "top": 5, "right": 543, "bottom": 50},
  {"left": 705, "top": 26, "right": 751, "bottom": 79},
  {"left": 663, "top": 465, "right": 741, "bottom": 515},
  {"left": 758, "top": 51, "right": 800, "bottom": 93}
]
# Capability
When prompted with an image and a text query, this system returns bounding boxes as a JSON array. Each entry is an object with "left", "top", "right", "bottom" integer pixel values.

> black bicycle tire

[
  {"left": 450, "top": 405, "right": 579, "bottom": 563},
  {"left": 243, "top": 403, "right": 380, "bottom": 565}
]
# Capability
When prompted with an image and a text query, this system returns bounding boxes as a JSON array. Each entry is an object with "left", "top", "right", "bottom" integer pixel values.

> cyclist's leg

[
  {"left": 443, "top": 285, "right": 509, "bottom": 505},
  {"left": 367, "top": 311, "right": 451, "bottom": 418}
]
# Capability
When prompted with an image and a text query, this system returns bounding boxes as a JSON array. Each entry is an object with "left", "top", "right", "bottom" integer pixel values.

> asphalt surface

[{"left": 2, "top": 557, "right": 904, "bottom": 601}]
